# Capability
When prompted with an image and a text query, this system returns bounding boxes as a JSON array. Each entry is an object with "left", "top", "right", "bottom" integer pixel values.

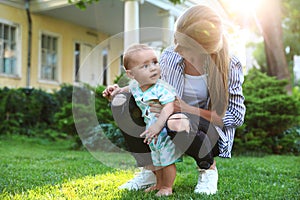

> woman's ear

[{"left": 126, "top": 70, "right": 134, "bottom": 79}]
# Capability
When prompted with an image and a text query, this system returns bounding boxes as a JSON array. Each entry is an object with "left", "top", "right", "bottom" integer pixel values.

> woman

[{"left": 111, "top": 5, "right": 246, "bottom": 195}]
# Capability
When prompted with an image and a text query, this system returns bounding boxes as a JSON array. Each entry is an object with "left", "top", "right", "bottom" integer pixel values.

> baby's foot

[
  {"left": 145, "top": 185, "right": 160, "bottom": 193},
  {"left": 155, "top": 188, "right": 173, "bottom": 197}
]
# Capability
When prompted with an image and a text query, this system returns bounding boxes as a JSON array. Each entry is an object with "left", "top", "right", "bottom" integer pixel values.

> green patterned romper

[{"left": 129, "top": 79, "right": 183, "bottom": 167}]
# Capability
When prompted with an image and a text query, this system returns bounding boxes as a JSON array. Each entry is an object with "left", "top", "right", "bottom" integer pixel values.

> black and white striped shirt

[{"left": 159, "top": 46, "right": 246, "bottom": 158}]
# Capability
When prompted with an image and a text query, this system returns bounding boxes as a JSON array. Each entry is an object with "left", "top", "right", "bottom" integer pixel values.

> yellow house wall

[
  {"left": 107, "top": 37, "right": 124, "bottom": 84},
  {"left": 0, "top": 3, "right": 123, "bottom": 91},
  {"left": 30, "top": 13, "right": 109, "bottom": 91},
  {"left": 0, "top": 4, "right": 28, "bottom": 88}
]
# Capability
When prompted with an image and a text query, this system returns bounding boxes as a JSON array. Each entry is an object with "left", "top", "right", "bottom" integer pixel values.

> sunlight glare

[{"left": 224, "top": 0, "right": 261, "bottom": 17}]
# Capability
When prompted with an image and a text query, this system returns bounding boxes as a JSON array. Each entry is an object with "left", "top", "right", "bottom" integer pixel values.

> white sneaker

[
  {"left": 118, "top": 169, "right": 156, "bottom": 190},
  {"left": 194, "top": 167, "right": 218, "bottom": 195}
]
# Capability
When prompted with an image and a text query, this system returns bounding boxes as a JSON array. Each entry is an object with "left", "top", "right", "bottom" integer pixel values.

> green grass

[{"left": 0, "top": 136, "right": 299, "bottom": 200}]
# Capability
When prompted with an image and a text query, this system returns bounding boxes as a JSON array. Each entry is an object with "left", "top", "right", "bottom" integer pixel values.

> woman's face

[
  {"left": 174, "top": 32, "right": 209, "bottom": 68},
  {"left": 126, "top": 49, "right": 161, "bottom": 91}
]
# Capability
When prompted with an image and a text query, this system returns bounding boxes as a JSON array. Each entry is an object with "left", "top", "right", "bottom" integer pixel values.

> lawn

[{"left": 0, "top": 136, "right": 299, "bottom": 200}]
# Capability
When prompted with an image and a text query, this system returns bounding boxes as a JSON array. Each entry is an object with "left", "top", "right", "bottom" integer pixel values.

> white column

[
  {"left": 124, "top": 0, "right": 140, "bottom": 50},
  {"left": 160, "top": 10, "right": 176, "bottom": 47}
]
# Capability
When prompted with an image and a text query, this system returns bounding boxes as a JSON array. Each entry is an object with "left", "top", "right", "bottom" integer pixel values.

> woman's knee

[{"left": 167, "top": 113, "right": 190, "bottom": 133}]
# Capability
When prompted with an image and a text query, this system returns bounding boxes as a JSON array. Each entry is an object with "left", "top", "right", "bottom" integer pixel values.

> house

[{"left": 0, "top": 0, "right": 223, "bottom": 91}]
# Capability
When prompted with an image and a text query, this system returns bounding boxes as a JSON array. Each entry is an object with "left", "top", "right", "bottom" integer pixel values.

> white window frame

[
  {"left": 38, "top": 30, "right": 61, "bottom": 85},
  {"left": 0, "top": 19, "right": 21, "bottom": 78}
]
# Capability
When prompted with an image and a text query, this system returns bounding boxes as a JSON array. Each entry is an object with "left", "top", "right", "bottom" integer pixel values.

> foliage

[
  {"left": 94, "top": 85, "right": 115, "bottom": 124},
  {"left": 53, "top": 84, "right": 121, "bottom": 149},
  {"left": 83, "top": 124, "right": 126, "bottom": 151},
  {"left": 68, "top": 0, "right": 100, "bottom": 10},
  {"left": 69, "top": 0, "right": 185, "bottom": 10},
  {"left": 0, "top": 84, "right": 118, "bottom": 148},
  {"left": 279, "top": 126, "right": 300, "bottom": 154},
  {"left": 0, "top": 87, "right": 23, "bottom": 135},
  {"left": 249, "top": 0, "right": 300, "bottom": 85},
  {"left": 0, "top": 136, "right": 299, "bottom": 199},
  {"left": 282, "top": 0, "right": 300, "bottom": 63},
  {"left": 113, "top": 72, "right": 131, "bottom": 87},
  {"left": 0, "top": 87, "right": 60, "bottom": 136},
  {"left": 235, "top": 69, "right": 300, "bottom": 154},
  {"left": 250, "top": 42, "right": 267, "bottom": 73},
  {"left": 53, "top": 83, "right": 74, "bottom": 107}
]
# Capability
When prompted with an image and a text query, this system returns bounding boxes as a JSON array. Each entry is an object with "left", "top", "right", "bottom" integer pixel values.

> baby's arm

[{"left": 140, "top": 101, "right": 174, "bottom": 144}]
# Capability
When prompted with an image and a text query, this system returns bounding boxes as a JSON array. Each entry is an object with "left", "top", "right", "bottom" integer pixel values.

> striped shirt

[{"left": 159, "top": 46, "right": 246, "bottom": 158}]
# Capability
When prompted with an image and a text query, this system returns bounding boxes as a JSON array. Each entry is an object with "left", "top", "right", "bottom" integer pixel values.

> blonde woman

[{"left": 114, "top": 5, "right": 245, "bottom": 195}]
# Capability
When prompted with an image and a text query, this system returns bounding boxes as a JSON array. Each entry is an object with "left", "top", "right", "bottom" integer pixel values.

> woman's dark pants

[{"left": 111, "top": 93, "right": 219, "bottom": 169}]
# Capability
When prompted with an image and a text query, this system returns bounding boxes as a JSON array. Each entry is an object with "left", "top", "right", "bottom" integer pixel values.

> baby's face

[{"left": 127, "top": 49, "right": 161, "bottom": 91}]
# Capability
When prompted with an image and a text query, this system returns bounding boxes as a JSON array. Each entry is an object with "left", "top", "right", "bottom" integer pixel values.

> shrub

[
  {"left": 54, "top": 84, "right": 120, "bottom": 149},
  {"left": 0, "top": 87, "right": 23, "bottom": 134},
  {"left": 0, "top": 87, "right": 59, "bottom": 136},
  {"left": 235, "top": 69, "right": 300, "bottom": 155}
]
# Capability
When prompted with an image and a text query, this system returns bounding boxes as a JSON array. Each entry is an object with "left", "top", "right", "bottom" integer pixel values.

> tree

[
  {"left": 282, "top": 0, "right": 300, "bottom": 58},
  {"left": 220, "top": 0, "right": 293, "bottom": 92},
  {"left": 282, "top": 0, "right": 300, "bottom": 85},
  {"left": 256, "top": 0, "right": 291, "bottom": 91}
]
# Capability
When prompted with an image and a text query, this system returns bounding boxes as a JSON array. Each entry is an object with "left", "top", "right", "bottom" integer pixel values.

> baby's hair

[{"left": 123, "top": 44, "right": 153, "bottom": 70}]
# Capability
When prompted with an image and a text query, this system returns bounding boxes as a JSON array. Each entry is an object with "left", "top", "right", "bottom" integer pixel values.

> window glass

[
  {"left": 40, "top": 33, "right": 58, "bottom": 81},
  {"left": 0, "top": 22, "right": 17, "bottom": 76}
]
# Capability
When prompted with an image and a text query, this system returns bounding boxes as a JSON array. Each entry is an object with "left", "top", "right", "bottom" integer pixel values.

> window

[
  {"left": 102, "top": 48, "right": 108, "bottom": 85},
  {"left": 74, "top": 43, "right": 80, "bottom": 82},
  {"left": 0, "top": 22, "right": 18, "bottom": 76},
  {"left": 40, "top": 33, "right": 58, "bottom": 81},
  {"left": 120, "top": 54, "right": 124, "bottom": 72},
  {"left": 73, "top": 42, "right": 93, "bottom": 84}
]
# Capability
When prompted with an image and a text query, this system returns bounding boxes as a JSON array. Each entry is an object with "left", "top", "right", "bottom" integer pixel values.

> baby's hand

[
  {"left": 140, "top": 125, "right": 161, "bottom": 144},
  {"left": 102, "top": 84, "right": 120, "bottom": 100}
]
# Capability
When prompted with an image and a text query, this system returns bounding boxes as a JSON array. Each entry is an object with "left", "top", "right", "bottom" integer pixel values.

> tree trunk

[{"left": 256, "top": 0, "right": 291, "bottom": 92}]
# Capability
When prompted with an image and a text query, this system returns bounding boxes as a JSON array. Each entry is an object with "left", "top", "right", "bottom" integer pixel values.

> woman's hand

[
  {"left": 149, "top": 102, "right": 163, "bottom": 116},
  {"left": 175, "top": 98, "right": 224, "bottom": 127},
  {"left": 211, "top": 110, "right": 224, "bottom": 127},
  {"left": 173, "top": 97, "right": 191, "bottom": 113},
  {"left": 149, "top": 97, "right": 191, "bottom": 117}
]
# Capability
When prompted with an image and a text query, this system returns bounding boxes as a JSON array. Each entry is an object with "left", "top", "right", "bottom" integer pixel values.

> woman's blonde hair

[{"left": 176, "top": 5, "right": 229, "bottom": 116}]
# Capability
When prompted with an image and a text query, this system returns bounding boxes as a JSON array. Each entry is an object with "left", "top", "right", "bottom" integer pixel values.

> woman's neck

[{"left": 184, "top": 60, "right": 205, "bottom": 76}]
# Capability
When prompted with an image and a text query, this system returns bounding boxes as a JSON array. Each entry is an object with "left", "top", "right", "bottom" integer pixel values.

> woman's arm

[
  {"left": 223, "top": 56, "right": 246, "bottom": 128},
  {"left": 174, "top": 56, "right": 246, "bottom": 129},
  {"left": 173, "top": 98, "right": 223, "bottom": 127}
]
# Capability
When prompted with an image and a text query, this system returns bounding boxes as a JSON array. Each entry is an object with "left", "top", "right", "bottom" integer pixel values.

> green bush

[
  {"left": 0, "top": 84, "right": 119, "bottom": 148},
  {"left": 0, "top": 87, "right": 59, "bottom": 136},
  {"left": 53, "top": 83, "right": 74, "bottom": 107},
  {"left": 0, "top": 87, "right": 23, "bottom": 134},
  {"left": 235, "top": 69, "right": 300, "bottom": 155},
  {"left": 1, "top": 71, "right": 299, "bottom": 154},
  {"left": 83, "top": 124, "right": 127, "bottom": 151},
  {"left": 54, "top": 84, "right": 121, "bottom": 149}
]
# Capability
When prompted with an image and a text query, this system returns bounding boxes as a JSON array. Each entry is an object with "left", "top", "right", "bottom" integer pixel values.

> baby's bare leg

[
  {"left": 155, "top": 164, "right": 176, "bottom": 196},
  {"left": 145, "top": 168, "right": 162, "bottom": 192}
]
